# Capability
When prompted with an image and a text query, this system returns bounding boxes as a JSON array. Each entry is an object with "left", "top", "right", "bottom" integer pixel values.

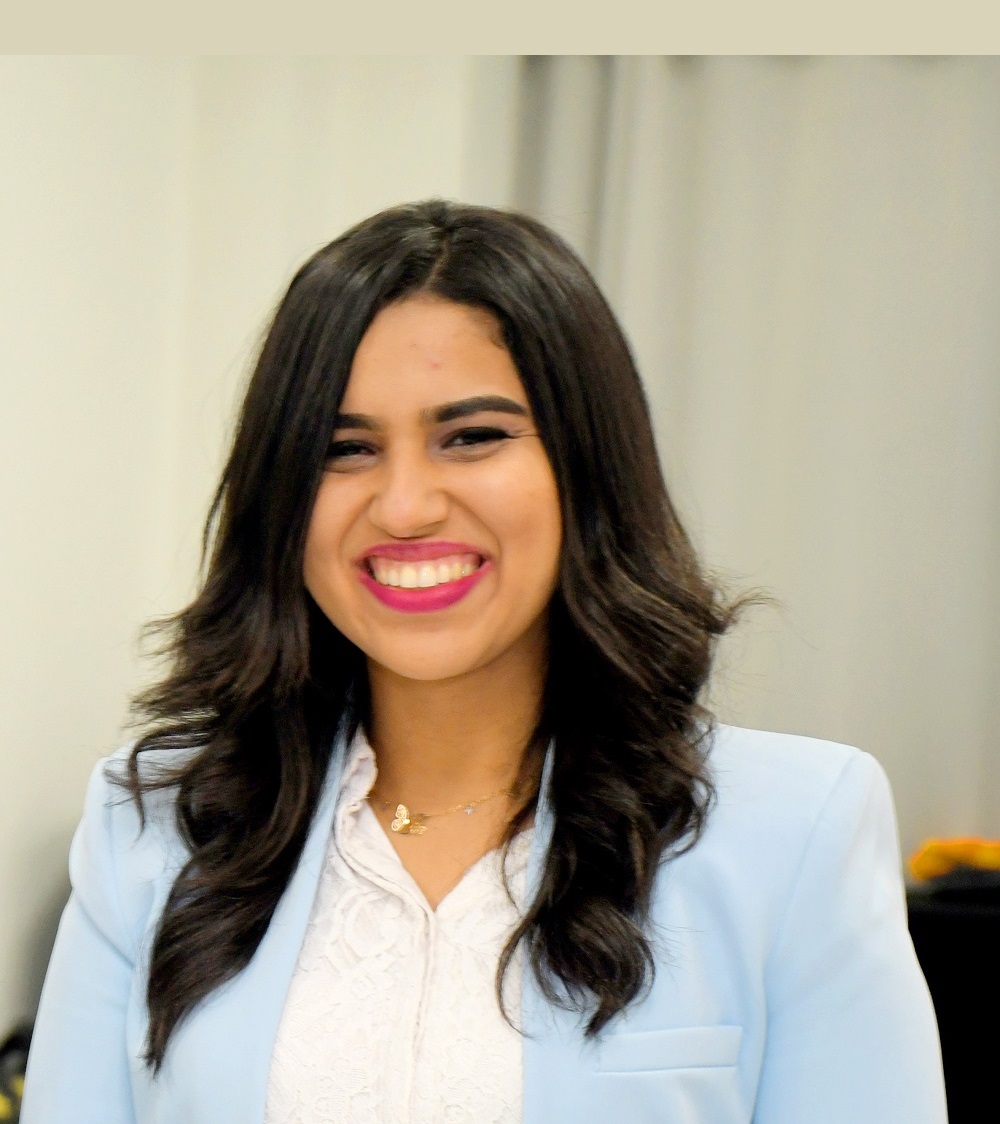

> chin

[
  {"left": 370, "top": 653, "right": 486, "bottom": 684},
  {"left": 365, "top": 634, "right": 509, "bottom": 685}
]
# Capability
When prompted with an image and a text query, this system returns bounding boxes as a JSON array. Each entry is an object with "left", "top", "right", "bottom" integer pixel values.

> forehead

[{"left": 342, "top": 296, "right": 526, "bottom": 410}]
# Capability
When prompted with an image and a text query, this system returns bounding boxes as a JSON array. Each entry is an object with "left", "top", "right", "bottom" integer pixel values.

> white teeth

[{"left": 369, "top": 553, "right": 481, "bottom": 590}]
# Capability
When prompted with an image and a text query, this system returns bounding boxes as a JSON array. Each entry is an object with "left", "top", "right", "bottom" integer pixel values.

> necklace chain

[{"left": 370, "top": 784, "right": 515, "bottom": 836}]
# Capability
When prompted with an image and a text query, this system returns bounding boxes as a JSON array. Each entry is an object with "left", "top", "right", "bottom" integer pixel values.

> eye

[
  {"left": 443, "top": 426, "right": 513, "bottom": 450},
  {"left": 325, "top": 438, "right": 377, "bottom": 469}
]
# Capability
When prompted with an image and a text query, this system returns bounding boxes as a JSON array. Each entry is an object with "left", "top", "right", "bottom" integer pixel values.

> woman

[{"left": 22, "top": 200, "right": 946, "bottom": 1123}]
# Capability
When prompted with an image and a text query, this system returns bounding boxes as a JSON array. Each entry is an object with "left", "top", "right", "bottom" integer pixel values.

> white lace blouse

[{"left": 263, "top": 734, "right": 532, "bottom": 1124}]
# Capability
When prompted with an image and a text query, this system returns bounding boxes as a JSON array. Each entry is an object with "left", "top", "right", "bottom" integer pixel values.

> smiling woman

[
  {"left": 303, "top": 296, "right": 563, "bottom": 905},
  {"left": 21, "top": 201, "right": 947, "bottom": 1124},
  {"left": 305, "top": 296, "right": 562, "bottom": 695}
]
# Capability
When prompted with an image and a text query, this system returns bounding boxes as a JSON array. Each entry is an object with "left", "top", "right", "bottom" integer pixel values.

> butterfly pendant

[{"left": 390, "top": 803, "right": 427, "bottom": 835}]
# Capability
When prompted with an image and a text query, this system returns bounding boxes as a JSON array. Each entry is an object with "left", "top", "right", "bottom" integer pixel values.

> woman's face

[{"left": 304, "top": 295, "right": 562, "bottom": 686}]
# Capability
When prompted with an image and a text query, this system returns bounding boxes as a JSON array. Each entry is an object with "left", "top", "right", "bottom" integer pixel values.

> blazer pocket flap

[{"left": 598, "top": 1024, "right": 743, "bottom": 1073}]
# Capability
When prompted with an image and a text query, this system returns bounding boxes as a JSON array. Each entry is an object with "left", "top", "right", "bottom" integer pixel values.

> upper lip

[{"left": 356, "top": 541, "right": 488, "bottom": 564}]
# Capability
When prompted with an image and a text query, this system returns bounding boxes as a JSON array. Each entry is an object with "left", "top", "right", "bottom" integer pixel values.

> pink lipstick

[{"left": 356, "top": 542, "right": 491, "bottom": 614}]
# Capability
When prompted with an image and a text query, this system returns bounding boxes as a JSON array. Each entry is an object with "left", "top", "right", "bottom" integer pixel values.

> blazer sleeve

[
  {"left": 21, "top": 757, "right": 148, "bottom": 1124},
  {"left": 753, "top": 751, "right": 948, "bottom": 1124}
]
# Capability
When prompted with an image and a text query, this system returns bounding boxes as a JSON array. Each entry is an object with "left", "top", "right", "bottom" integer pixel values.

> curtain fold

[{"left": 473, "top": 55, "right": 1000, "bottom": 855}]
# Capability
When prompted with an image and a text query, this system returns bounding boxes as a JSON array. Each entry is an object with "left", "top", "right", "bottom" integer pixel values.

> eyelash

[
  {"left": 326, "top": 439, "right": 375, "bottom": 460},
  {"left": 325, "top": 426, "right": 513, "bottom": 464},
  {"left": 444, "top": 426, "right": 511, "bottom": 448}
]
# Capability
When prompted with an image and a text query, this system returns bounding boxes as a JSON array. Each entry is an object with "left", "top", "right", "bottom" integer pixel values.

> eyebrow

[{"left": 333, "top": 395, "right": 530, "bottom": 430}]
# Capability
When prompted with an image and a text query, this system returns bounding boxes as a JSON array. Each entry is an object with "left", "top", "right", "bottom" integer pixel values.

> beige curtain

[{"left": 466, "top": 55, "right": 1000, "bottom": 857}]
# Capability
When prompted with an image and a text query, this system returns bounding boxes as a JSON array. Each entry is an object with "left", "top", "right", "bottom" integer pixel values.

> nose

[{"left": 366, "top": 446, "right": 449, "bottom": 539}]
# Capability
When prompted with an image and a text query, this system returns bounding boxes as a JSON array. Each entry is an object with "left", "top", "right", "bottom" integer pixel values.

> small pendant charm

[
  {"left": 464, "top": 805, "right": 474, "bottom": 814},
  {"left": 390, "top": 804, "right": 427, "bottom": 835}
]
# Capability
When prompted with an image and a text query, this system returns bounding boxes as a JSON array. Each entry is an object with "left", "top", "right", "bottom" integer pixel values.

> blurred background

[{"left": 1, "top": 55, "right": 998, "bottom": 1029}]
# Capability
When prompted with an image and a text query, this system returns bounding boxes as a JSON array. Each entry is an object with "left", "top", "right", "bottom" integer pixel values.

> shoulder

[
  {"left": 704, "top": 723, "right": 893, "bottom": 840},
  {"left": 69, "top": 743, "right": 191, "bottom": 961},
  {"left": 658, "top": 724, "right": 903, "bottom": 939}
]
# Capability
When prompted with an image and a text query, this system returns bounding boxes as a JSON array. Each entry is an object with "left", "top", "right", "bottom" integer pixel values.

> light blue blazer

[{"left": 23, "top": 725, "right": 947, "bottom": 1123}]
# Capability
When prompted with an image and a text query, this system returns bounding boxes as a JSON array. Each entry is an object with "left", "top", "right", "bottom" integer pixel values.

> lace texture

[{"left": 264, "top": 735, "right": 531, "bottom": 1124}]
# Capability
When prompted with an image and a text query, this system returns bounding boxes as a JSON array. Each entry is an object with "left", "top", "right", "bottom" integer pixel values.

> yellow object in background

[{"left": 908, "top": 837, "right": 1000, "bottom": 881}]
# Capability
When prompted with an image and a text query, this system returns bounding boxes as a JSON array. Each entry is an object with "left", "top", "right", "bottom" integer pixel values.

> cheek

[
  {"left": 303, "top": 484, "right": 357, "bottom": 598},
  {"left": 469, "top": 459, "right": 562, "bottom": 568}
]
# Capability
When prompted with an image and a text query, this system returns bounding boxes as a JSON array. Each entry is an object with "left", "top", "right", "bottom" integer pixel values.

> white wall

[
  {"left": 0, "top": 54, "right": 476, "bottom": 1027},
  {"left": 0, "top": 56, "right": 191, "bottom": 1025}
]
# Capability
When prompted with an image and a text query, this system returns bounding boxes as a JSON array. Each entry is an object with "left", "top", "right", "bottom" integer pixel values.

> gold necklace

[{"left": 370, "top": 784, "right": 515, "bottom": 836}]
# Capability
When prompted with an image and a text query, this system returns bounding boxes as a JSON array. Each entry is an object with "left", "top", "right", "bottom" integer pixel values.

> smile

[
  {"left": 367, "top": 552, "right": 480, "bottom": 589},
  {"left": 356, "top": 544, "right": 491, "bottom": 613}
]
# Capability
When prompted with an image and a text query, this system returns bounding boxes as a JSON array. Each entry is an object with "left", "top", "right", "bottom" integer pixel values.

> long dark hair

[{"left": 122, "top": 199, "right": 742, "bottom": 1069}]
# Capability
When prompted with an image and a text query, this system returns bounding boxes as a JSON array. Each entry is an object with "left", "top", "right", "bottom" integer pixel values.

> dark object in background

[
  {"left": 907, "top": 869, "right": 1000, "bottom": 1124},
  {"left": 0, "top": 1024, "right": 31, "bottom": 1123}
]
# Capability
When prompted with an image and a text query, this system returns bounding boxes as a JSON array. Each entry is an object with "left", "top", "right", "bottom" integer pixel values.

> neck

[{"left": 365, "top": 638, "right": 547, "bottom": 808}]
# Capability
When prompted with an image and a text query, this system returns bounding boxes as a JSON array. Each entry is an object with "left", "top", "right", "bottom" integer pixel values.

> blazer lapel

[
  {"left": 521, "top": 740, "right": 580, "bottom": 1124},
  {"left": 148, "top": 736, "right": 347, "bottom": 1124}
]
